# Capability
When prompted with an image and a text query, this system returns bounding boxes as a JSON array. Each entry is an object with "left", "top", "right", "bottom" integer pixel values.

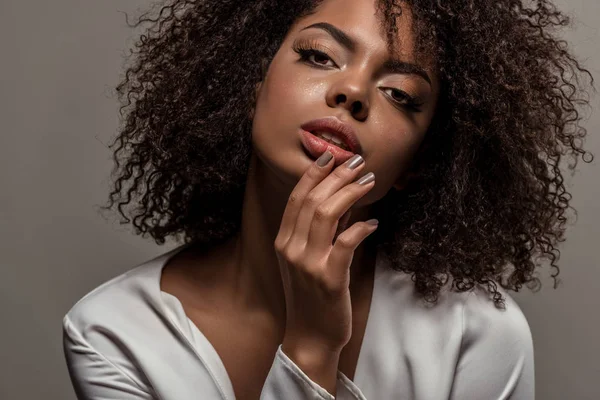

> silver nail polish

[
  {"left": 346, "top": 154, "right": 364, "bottom": 170},
  {"left": 356, "top": 172, "right": 375, "bottom": 185}
]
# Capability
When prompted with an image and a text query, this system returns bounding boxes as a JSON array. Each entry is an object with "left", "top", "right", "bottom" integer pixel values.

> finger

[
  {"left": 274, "top": 150, "right": 335, "bottom": 249},
  {"left": 326, "top": 219, "right": 379, "bottom": 284},
  {"left": 334, "top": 209, "right": 352, "bottom": 241},
  {"left": 291, "top": 155, "right": 366, "bottom": 248},
  {"left": 306, "top": 172, "right": 375, "bottom": 254}
]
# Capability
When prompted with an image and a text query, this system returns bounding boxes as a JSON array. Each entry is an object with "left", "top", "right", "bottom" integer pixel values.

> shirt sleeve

[
  {"left": 260, "top": 344, "right": 367, "bottom": 400},
  {"left": 449, "top": 291, "right": 535, "bottom": 399},
  {"left": 62, "top": 316, "right": 156, "bottom": 400}
]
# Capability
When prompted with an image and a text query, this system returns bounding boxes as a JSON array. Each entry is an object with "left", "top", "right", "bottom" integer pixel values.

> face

[{"left": 251, "top": 0, "right": 440, "bottom": 203}]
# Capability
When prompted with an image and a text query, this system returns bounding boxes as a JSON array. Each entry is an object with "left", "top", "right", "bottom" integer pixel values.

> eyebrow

[{"left": 300, "top": 22, "right": 432, "bottom": 86}]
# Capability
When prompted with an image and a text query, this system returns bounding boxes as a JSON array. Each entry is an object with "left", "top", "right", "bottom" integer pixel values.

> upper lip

[{"left": 301, "top": 117, "right": 362, "bottom": 154}]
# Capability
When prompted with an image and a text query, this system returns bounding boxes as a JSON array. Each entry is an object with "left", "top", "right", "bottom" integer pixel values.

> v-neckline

[{"left": 154, "top": 242, "right": 384, "bottom": 398}]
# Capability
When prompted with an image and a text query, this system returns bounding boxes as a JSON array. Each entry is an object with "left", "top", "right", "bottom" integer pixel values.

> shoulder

[
  {"left": 62, "top": 247, "right": 178, "bottom": 333},
  {"left": 456, "top": 282, "right": 535, "bottom": 387},
  {"left": 461, "top": 284, "right": 533, "bottom": 349},
  {"left": 61, "top": 247, "right": 185, "bottom": 383},
  {"left": 446, "top": 284, "right": 536, "bottom": 398},
  {"left": 61, "top": 244, "right": 228, "bottom": 399}
]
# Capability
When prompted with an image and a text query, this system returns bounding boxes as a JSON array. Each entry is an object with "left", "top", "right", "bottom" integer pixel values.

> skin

[{"left": 161, "top": 0, "right": 440, "bottom": 397}]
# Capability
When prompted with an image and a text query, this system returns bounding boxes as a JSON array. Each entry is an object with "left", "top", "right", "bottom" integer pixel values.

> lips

[
  {"left": 299, "top": 129, "right": 356, "bottom": 167},
  {"left": 300, "top": 117, "right": 362, "bottom": 155}
]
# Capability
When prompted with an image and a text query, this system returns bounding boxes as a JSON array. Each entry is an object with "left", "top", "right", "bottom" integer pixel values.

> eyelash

[{"left": 292, "top": 43, "right": 424, "bottom": 112}]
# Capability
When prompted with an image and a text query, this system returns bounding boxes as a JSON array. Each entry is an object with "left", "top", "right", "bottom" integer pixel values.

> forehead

[{"left": 292, "top": 0, "right": 424, "bottom": 64}]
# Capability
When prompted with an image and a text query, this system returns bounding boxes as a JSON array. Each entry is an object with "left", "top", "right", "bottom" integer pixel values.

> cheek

[
  {"left": 249, "top": 55, "right": 323, "bottom": 179},
  {"left": 256, "top": 58, "right": 315, "bottom": 119},
  {"left": 251, "top": 55, "right": 326, "bottom": 150}
]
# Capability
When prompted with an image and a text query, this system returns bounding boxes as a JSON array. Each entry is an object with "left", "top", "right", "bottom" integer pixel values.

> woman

[{"left": 63, "top": 0, "right": 594, "bottom": 399}]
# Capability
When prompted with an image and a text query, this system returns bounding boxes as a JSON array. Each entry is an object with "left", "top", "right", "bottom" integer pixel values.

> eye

[
  {"left": 292, "top": 43, "right": 338, "bottom": 68},
  {"left": 382, "top": 88, "right": 424, "bottom": 112}
]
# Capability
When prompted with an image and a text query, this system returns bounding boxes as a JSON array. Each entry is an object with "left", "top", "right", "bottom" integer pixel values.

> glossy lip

[
  {"left": 300, "top": 116, "right": 362, "bottom": 155},
  {"left": 299, "top": 128, "right": 356, "bottom": 166}
]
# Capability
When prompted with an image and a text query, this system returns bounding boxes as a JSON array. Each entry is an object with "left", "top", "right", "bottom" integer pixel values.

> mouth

[
  {"left": 299, "top": 129, "right": 357, "bottom": 167},
  {"left": 310, "top": 130, "right": 352, "bottom": 151},
  {"left": 300, "top": 116, "right": 362, "bottom": 155}
]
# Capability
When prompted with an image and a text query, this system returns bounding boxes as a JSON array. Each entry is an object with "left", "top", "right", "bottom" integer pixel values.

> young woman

[{"left": 62, "top": 0, "right": 594, "bottom": 399}]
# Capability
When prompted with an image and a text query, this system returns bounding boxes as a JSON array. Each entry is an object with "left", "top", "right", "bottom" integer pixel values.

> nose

[{"left": 326, "top": 74, "right": 370, "bottom": 121}]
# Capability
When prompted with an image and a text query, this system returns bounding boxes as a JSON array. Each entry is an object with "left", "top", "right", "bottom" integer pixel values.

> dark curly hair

[{"left": 100, "top": 0, "right": 596, "bottom": 309}]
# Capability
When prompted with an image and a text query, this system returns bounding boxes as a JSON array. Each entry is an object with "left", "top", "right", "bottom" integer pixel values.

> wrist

[
  {"left": 281, "top": 336, "right": 341, "bottom": 395},
  {"left": 281, "top": 336, "right": 342, "bottom": 366}
]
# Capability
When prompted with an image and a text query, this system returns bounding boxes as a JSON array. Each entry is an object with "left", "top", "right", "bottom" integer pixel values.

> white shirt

[{"left": 62, "top": 243, "right": 535, "bottom": 399}]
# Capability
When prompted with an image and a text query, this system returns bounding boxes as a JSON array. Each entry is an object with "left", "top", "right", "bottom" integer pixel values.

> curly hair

[{"left": 101, "top": 0, "right": 596, "bottom": 309}]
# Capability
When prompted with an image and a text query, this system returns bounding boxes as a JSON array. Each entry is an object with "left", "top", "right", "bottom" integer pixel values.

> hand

[{"left": 274, "top": 150, "right": 377, "bottom": 354}]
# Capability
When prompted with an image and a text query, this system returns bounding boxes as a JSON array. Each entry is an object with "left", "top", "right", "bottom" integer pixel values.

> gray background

[{"left": 1, "top": 0, "right": 598, "bottom": 399}]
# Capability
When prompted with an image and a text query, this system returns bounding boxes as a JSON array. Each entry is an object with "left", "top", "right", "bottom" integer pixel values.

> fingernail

[
  {"left": 366, "top": 219, "right": 379, "bottom": 225},
  {"left": 346, "top": 154, "right": 364, "bottom": 170},
  {"left": 317, "top": 151, "right": 333, "bottom": 167},
  {"left": 356, "top": 172, "right": 375, "bottom": 185}
]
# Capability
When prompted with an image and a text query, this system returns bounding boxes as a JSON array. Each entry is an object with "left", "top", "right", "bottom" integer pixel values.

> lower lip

[{"left": 299, "top": 129, "right": 356, "bottom": 166}]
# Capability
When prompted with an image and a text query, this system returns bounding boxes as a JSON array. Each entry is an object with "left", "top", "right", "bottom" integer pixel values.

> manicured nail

[
  {"left": 366, "top": 219, "right": 379, "bottom": 225},
  {"left": 317, "top": 151, "right": 333, "bottom": 167},
  {"left": 356, "top": 172, "right": 375, "bottom": 185},
  {"left": 346, "top": 154, "right": 364, "bottom": 170}
]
